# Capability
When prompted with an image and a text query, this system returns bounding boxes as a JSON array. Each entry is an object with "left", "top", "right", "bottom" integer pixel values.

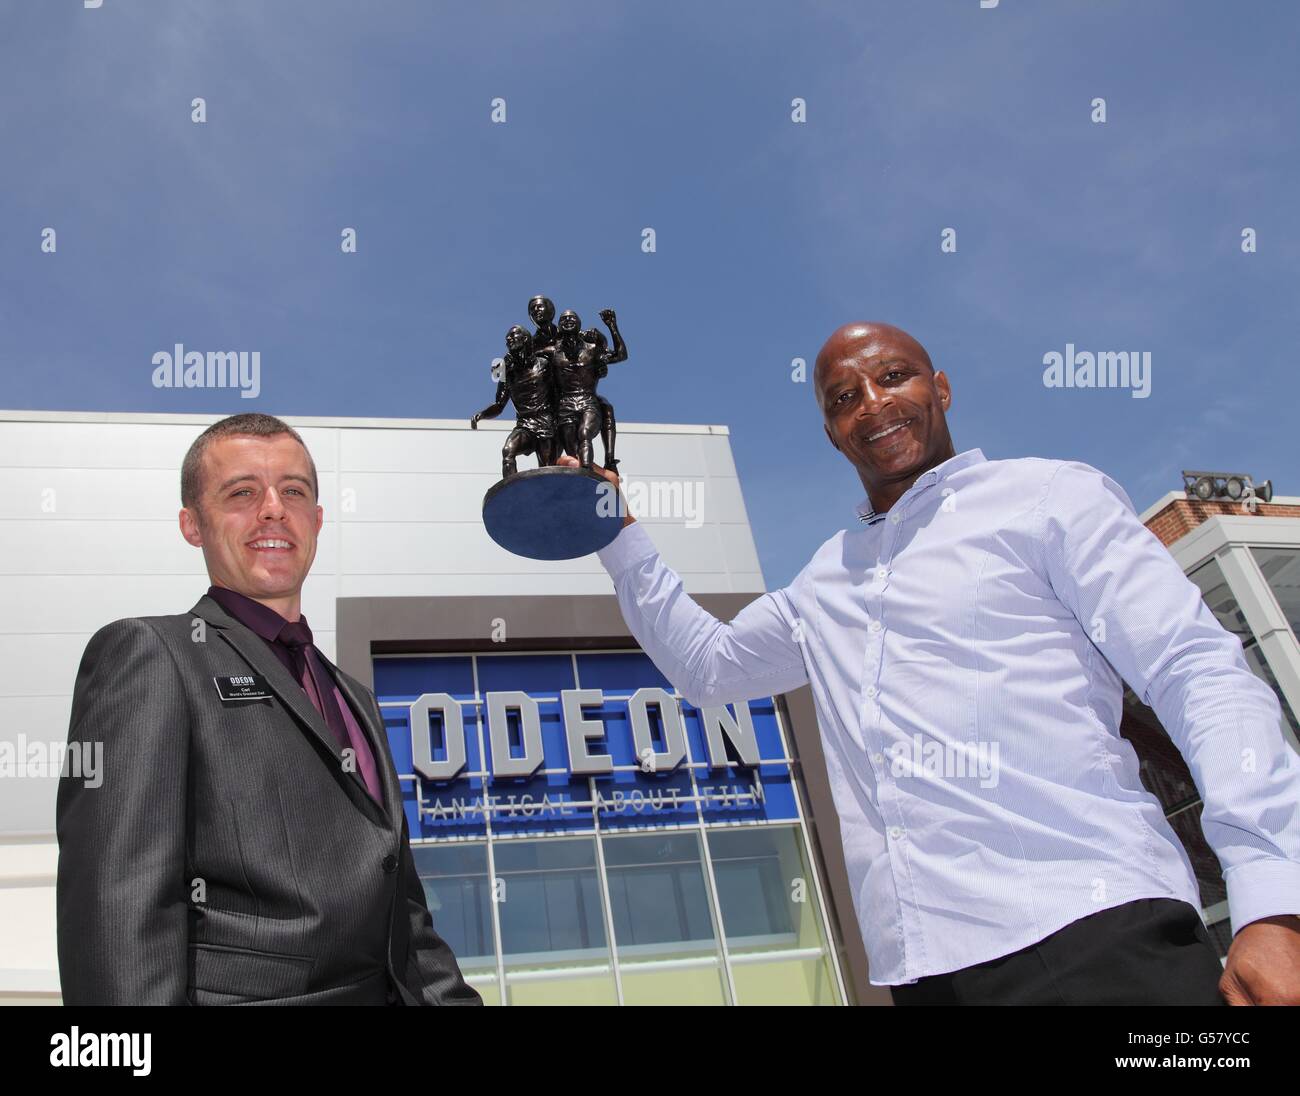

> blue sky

[{"left": 2, "top": 0, "right": 1297, "bottom": 585}]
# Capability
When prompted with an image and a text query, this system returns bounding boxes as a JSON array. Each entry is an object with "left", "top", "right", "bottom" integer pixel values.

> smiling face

[
  {"left": 506, "top": 325, "right": 532, "bottom": 355},
  {"left": 179, "top": 434, "right": 323, "bottom": 615},
  {"left": 813, "top": 323, "right": 954, "bottom": 498}
]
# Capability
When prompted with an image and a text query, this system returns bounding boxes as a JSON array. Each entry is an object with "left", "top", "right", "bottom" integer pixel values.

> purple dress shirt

[{"left": 206, "top": 585, "right": 383, "bottom": 804}]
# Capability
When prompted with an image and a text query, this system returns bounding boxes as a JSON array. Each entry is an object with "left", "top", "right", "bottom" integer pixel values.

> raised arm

[
  {"left": 56, "top": 619, "right": 191, "bottom": 1004},
  {"left": 598, "top": 308, "right": 627, "bottom": 366},
  {"left": 596, "top": 520, "right": 808, "bottom": 708}
]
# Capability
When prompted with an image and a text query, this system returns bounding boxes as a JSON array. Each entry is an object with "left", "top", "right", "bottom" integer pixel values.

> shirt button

[
  {"left": 382, "top": 854, "right": 398, "bottom": 874},
  {"left": 871, "top": 752, "right": 884, "bottom": 765},
  {"left": 888, "top": 826, "right": 904, "bottom": 840},
  {"left": 869, "top": 620, "right": 882, "bottom": 633},
  {"left": 876, "top": 568, "right": 888, "bottom": 580},
  {"left": 866, "top": 685, "right": 878, "bottom": 699},
  {"left": 889, "top": 513, "right": 900, "bottom": 525}
]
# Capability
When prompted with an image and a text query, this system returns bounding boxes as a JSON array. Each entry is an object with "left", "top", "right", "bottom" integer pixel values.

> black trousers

[{"left": 890, "top": 898, "right": 1227, "bottom": 1005}]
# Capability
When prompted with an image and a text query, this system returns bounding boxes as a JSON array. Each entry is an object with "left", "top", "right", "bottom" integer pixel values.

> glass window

[
  {"left": 604, "top": 831, "right": 714, "bottom": 946},
  {"left": 1242, "top": 642, "right": 1300, "bottom": 739},
  {"left": 1188, "top": 558, "right": 1252, "bottom": 639},
  {"left": 1188, "top": 557, "right": 1300, "bottom": 739},
  {"left": 494, "top": 838, "right": 607, "bottom": 955},
  {"left": 1252, "top": 547, "right": 1300, "bottom": 643},
  {"left": 410, "top": 843, "right": 499, "bottom": 1002},
  {"left": 492, "top": 837, "right": 616, "bottom": 1005},
  {"left": 603, "top": 831, "right": 728, "bottom": 1004},
  {"left": 709, "top": 825, "right": 843, "bottom": 1005}
]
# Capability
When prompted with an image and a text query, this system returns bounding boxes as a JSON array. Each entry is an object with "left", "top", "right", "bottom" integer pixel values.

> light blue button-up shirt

[{"left": 597, "top": 448, "right": 1300, "bottom": 984}]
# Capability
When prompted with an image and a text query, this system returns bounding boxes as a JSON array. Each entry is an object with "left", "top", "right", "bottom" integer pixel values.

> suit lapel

[{"left": 191, "top": 596, "right": 389, "bottom": 827}]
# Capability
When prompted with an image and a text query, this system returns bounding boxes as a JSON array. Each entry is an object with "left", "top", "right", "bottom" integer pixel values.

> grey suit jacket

[{"left": 56, "top": 594, "right": 482, "bottom": 1006}]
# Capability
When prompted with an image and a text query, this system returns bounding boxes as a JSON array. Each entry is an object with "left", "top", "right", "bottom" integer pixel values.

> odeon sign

[{"left": 407, "top": 688, "right": 762, "bottom": 781}]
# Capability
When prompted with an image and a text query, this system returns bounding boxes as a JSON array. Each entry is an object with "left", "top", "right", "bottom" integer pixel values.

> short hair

[{"left": 181, "top": 413, "right": 319, "bottom": 510}]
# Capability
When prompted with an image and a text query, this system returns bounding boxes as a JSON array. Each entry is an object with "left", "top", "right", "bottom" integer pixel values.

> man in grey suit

[{"left": 56, "top": 413, "right": 481, "bottom": 1006}]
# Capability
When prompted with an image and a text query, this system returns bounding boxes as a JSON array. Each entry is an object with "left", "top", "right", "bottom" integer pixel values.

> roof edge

[{"left": 1139, "top": 489, "right": 1300, "bottom": 524}]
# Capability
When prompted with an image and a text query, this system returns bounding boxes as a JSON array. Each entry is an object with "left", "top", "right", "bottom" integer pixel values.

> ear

[
  {"left": 179, "top": 507, "right": 203, "bottom": 548},
  {"left": 823, "top": 422, "right": 841, "bottom": 452},
  {"left": 935, "top": 370, "right": 952, "bottom": 410},
  {"left": 314, "top": 504, "right": 324, "bottom": 535}
]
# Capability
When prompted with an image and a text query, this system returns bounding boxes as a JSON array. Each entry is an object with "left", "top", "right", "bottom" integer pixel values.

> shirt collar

[
  {"left": 854, "top": 448, "right": 986, "bottom": 524},
  {"left": 206, "top": 584, "right": 304, "bottom": 644}
]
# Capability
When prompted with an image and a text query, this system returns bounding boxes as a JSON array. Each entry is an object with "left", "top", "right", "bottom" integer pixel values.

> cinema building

[{"left": 1, "top": 412, "right": 1297, "bottom": 1005}]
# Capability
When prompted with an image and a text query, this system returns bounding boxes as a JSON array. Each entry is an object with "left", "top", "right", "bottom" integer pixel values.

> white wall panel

[
  {"left": 716, "top": 521, "right": 764, "bottom": 577},
  {"left": 599, "top": 433, "right": 706, "bottom": 478},
  {"left": 0, "top": 635, "right": 92, "bottom": 697},
  {"left": 0, "top": 519, "right": 339, "bottom": 578},
  {"left": 336, "top": 471, "right": 500, "bottom": 524},
  {"left": 699, "top": 432, "right": 739, "bottom": 479},
  {"left": 0, "top": 696, "right": 69, "bottom": 832},
  {"left": 340, "top": 427, "right": 498, "bottom": 475},
  {"left": 0, "top": 468, "right": 179, "bottom": 521},
  {"left": 335, "top": 570, "right": 734, "bottom": 600},
  {"left": 0, "top": 422, "right": 200, "bottom": 470}
]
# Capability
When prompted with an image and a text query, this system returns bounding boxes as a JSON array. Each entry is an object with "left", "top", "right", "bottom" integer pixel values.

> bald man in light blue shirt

[{"left": 564, "top": 322, "right": 1300, "bottom": 1005}]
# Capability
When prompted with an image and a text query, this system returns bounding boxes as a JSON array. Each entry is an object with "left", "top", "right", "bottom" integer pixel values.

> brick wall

[{"left": 1144, "top": 497, "right": 1300, "bottom": 547}]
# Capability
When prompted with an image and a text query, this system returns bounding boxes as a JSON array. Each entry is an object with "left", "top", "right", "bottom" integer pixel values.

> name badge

[{"left": 213, "top": 675, "right": 273, "bottom": 702}]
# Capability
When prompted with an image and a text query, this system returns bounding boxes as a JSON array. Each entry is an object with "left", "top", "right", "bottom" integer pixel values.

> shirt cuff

[
  {"left": 596, "top": 521, "right": 658, "bottom": 579},
  {"left": 1224, "top": 858, "right": 1300, "bottom": 935}
]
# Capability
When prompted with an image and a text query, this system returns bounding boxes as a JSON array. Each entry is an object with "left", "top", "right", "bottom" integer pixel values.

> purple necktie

[{"left": 277, "top": 619, "right": 382, "bottom": 803}]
